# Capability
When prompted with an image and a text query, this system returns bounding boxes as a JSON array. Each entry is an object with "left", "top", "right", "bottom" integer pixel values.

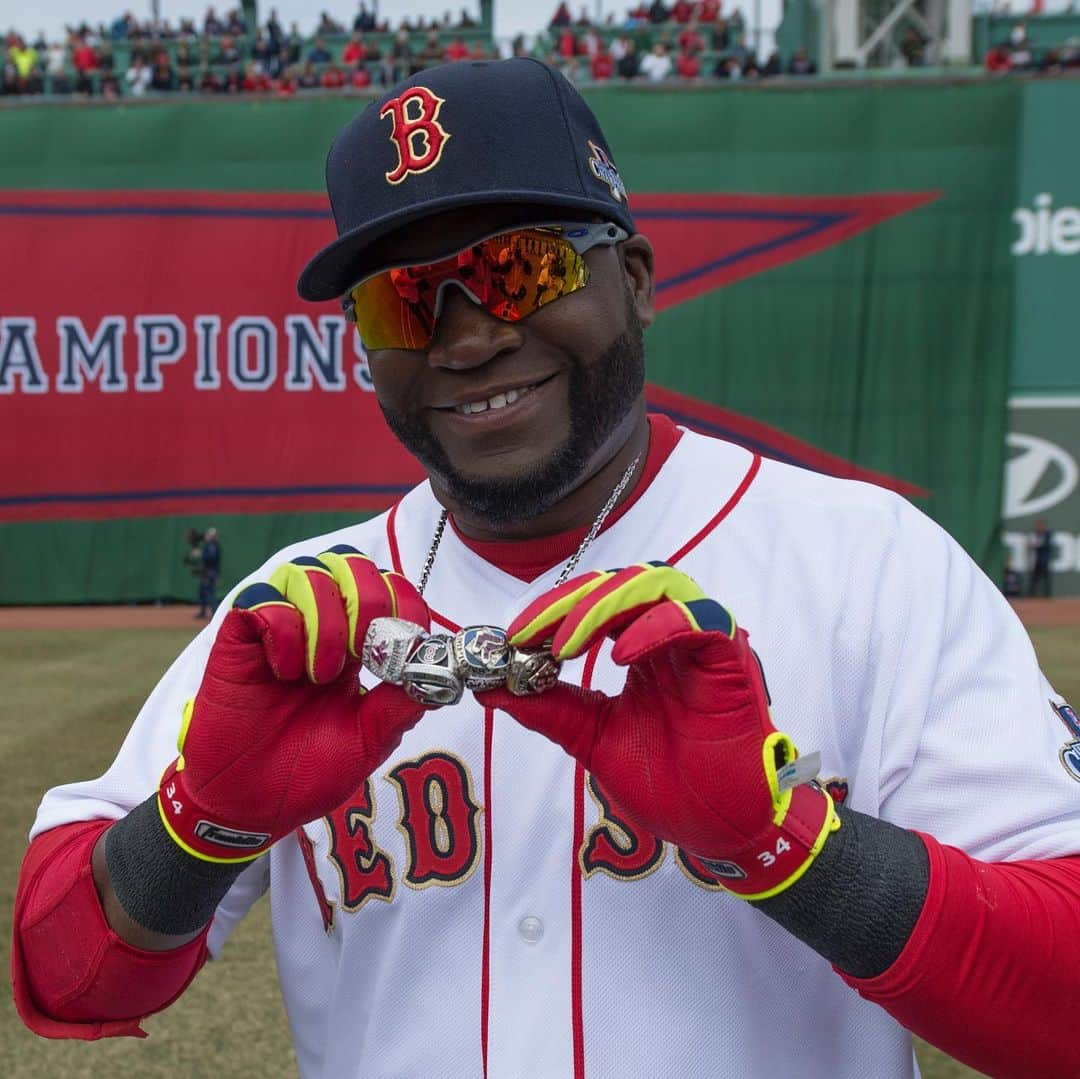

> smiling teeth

[{"left": 455, "top": 386, "right": 527, "bottom": 415}]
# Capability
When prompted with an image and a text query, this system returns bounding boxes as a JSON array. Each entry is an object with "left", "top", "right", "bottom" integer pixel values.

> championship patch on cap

[
  {"left": 1050, "top": 700, "right": 1080, "bottom": 782},
  {"left": 380, "top": 86, "right": 451, "bottom": 185},
  {"left": 587, "top": 140, "right": 627, "bottom": 202}
]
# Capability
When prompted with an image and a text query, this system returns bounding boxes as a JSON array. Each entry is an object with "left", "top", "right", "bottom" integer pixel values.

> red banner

[{"left": 0, "top": 189, "right": 932, "bottom": 521}]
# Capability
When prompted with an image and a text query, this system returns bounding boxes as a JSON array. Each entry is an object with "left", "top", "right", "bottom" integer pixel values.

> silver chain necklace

[{"left": 417, "top": 452, "right": 642, "bottom": 596}]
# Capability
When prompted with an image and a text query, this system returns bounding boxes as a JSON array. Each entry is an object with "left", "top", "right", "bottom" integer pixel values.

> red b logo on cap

[{"left": 380, "top": 87, "right": 451, "bottom": 185}]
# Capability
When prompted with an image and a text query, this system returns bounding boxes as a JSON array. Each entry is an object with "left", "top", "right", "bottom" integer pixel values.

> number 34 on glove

[{"left": 481, "top": 562, "right": 840, "bottom": 900}]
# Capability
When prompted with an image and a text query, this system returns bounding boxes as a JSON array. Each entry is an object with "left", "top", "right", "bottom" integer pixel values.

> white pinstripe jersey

[{"left": 33, "top": 426, "right": 1080, "bottom": 1078}]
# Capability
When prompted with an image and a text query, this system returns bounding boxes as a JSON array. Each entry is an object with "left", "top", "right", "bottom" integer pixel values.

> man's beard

[{"left": 379, "top": 309, "right": 646, "bottom": 526}]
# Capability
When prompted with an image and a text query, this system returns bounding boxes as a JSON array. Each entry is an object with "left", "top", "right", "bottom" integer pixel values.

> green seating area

[
  {"left": 973, "top": 12, "right": 1080, "bottom": 61},
  {"left": 2, "top": 19, "right": 495, "bottom": 99}
]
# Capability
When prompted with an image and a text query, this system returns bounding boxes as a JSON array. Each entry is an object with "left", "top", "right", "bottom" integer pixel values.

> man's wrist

[
  {"left": 105, "top": 795, "right": 248, "bottom": 937},
  {"left": 750, "top": 805, "right": 931, "bottom": 979}
]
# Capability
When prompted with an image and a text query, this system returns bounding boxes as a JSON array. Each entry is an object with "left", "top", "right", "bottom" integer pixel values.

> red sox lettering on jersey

[{"left": 380, "top": 87, "right": 451, "bottom": 185}]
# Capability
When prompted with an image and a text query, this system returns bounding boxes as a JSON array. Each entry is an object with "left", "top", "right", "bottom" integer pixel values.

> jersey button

[{"left": 517, "top": 915, "right": 544, "bottom": 943}]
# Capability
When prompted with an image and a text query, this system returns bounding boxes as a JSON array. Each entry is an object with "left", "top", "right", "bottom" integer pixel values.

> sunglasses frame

[{"left": 341, "top": 220, "right": 631, "bottom": 338}]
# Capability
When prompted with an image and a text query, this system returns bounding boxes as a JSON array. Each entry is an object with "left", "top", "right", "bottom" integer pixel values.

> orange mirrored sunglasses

[{"left": 343, "top": 221, "right": 629, "bottom": 352}]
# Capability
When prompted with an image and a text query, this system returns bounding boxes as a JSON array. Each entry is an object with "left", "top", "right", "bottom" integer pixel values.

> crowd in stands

[
  {"left": 982, "top": 20, "right": 1080, "bottom": 73},
  {"left": 535, "top": 0, "right": 816, "bottom": 82},
  {"left": 1, "top": 4, "right": 488, "bottom": 98}
]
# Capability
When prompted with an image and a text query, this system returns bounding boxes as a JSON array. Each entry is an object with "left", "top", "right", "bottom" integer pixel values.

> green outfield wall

[{"left": 0, "top": 80, "right": 1074, "bottom": 602}]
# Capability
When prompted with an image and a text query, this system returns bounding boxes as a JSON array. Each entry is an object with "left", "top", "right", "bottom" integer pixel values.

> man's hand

[
  {"left": 481, "top": 562, "right": 839, "bottom": 899},
  {"left": 159, "top": 545, "right": 432, "bottom": 864}
]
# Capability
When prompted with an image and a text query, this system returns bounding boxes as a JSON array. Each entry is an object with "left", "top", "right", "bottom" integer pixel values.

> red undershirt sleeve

[
  {"left": 839, "top": 832, "right": 1080, "bottom": 1079},
  {"left": 12, "top": 820, "right": 209, "bottom": 1040}
]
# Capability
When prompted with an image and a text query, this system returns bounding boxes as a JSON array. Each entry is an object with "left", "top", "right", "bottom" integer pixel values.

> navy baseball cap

[{"left": 296, "top": 57, "right": 636, "bottom": 302}]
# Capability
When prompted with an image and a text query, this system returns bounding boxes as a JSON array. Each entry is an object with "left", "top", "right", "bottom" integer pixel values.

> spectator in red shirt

[
  {"left": 350, "top": 61, "right": 372, "bottom": 87},
  {"left": 469, "top": 41, "right": 489, "bottom": 59},
  {"left": 675, "top": 48, "right": 700, "bottom": 77},
  {"left": 672, "top": 0, "right": 695, "bottom": 22},
  {"left": 321, "top": 62, "right": 346, "bottom": 88},
  {"left": 984, "top": 43, "right": 1012, "bottom": 72},
  {"left": 342, "top": 33, "right": 365, "bottom": 65},
  {"left": 242, "top": 61, "right": 270, "bottom": 92},
  {"left": 558, "top": 28, "right": 577, "bottom": 57},
  {"left": 72, "top": 37, "right": 98, "bottom": 72},
  {"left": 275, "top": 68, "right": 297, "bottom": 94},
  {"left": 678, "top": 23, "right": 705, "bottom": 53},
  {"left": 591, "top": 49, "right": 614, "bottom": 79},
  {"left": 698, "top": 0, "right": 720, "bottom": 21},
  {"left": 444, "top": 36, "right": 469, "bottom": 60}
]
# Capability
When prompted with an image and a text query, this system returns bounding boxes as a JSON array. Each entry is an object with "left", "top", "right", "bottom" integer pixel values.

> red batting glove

[
  {"left": 481, "top": 562, "right": 839, "bottom": 899},
  {"left": 158, "top": 545, "right": 432, "bottom": 864}
]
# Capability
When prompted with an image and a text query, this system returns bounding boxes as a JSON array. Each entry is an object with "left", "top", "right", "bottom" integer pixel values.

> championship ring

[
  {"left": 506, "top": 647, "right": 562, "bottom": 696},
  {"left": 361, "top": 617, "right": 428, "bottom": 685},
  {"left": 402, "top": 634, "right": 464, "bottom": 707},
  {"left": 451, "top": 626, "right": 511, "bottom": 690}
]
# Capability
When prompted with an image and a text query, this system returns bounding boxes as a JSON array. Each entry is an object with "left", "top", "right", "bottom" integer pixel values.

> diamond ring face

[
  {"left": 401, "top": 634, "right": 464, "bottom": 706},
  {"left": 506, "top": 647, "right": 562, "bottom": 696},
  {"left": 451, "top": 626, "right": 511, "bottom": 690},
  {"left": 362, "top": 617, "right": 428, "bottom": 685}
]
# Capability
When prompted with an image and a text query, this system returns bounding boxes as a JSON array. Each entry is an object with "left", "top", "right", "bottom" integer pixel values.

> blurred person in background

[
  {"left": 266, "top": 46, "right": 290, "bottom": 79},
  {"left": 616, "top": 35, "right": 639, "bottom": 76},
  {"left": 675, "top": 45, "right": 701, "bottom": 78},
  {"left": 591, "top": 46, "right": 614, "bottom": 79},
  {"left": 125, "top": 54, "right": 151, "bottom": 94},
  {"left": 266, "top": 8, "right": 284, "bottom": 51},
  {"left": 321, "top": 61, "right": 347, "bottom": 88},
  {"left": 639, "top": 40, "right": 673, "bottom": 80},
  {"left": 198, "top": 65, "right": 221, "bottom": 91},
  {"left": 318, "top": 11, "right": 346, "bottom": 35},
  {"left": 444, "top": 35, "right": 469, "bottom": 60},
  {"left": 243, "top": 59, "right": 271, "bottom": 91},
  {"left": 550, "top": 1, "right": 572, "bottom": 26},
  {"left": 251, "top": 29, "right": 274, "bottom": 66},
  {"left": 10, "top": 35, "right": 40, "bottom": 90},
  {"left": 350, "top": 59, "right": 372, "bottom": 87},
  {"left": 197, "top": 527, "right": 221, "bottom": 619},
  {"left": 342, "top": 32, "right": 365, "bottom": 65},
  {"left": 1028, "top": 519, "right": 1054, "bottom": 598},
  {"left": 286, "top": 22, "right": 303, "bottom": 62},
  {"left": 354, "top": 3, "right": 378, "bottom": 33},
  {"left": 787, "top": 46, "right": 816, "bottom": 74},
  {"left": 72, "top": 33, "right": 98, "bottom": 72},
  {"left": 214, "top": 33, "right": 242, "bottom": 66},
  {"left": 296, "top": 60, "right": 320, "bottom": 88},
  {"left": 418, "top": 29, "right": 445, "bottom": 63},
  {"left": 203, "top": 6, "right": 223, "bottom": 35},
  {"left": 150, "top": 50, "right": 176, "bottom": 91},
  {"left": 45, "top": 40, "right": 68, "bottom": 89},
  {"left": 309, "top": 36, "right": 333, "bottom": 63}
]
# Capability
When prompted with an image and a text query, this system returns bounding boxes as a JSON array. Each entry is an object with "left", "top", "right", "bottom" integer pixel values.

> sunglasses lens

[{"left": 349, "top": 229, "right": 591, "bottom": 351}]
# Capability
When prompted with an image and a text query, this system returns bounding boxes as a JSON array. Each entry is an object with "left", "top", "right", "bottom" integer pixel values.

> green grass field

[{"left": 2, "top": 624, "right": 1077, "bottom": 1078}]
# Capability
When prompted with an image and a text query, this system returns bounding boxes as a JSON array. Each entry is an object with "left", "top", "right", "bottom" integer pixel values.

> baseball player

[{"left": 13, "top": 59, "right": 1080, "bottom": 1079}]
